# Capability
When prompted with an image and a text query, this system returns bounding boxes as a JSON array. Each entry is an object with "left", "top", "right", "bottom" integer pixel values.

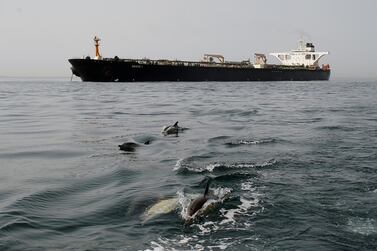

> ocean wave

[
  {"left": 0, "top": 214, "right": 40, "bottom": 232},
  {"left": 0, "top": 149, "right": 86, "bottom": 159},
  {"left": 225, "top": 138, "right": 277, "bottom": 146},
  {"left": 211, "top": 172, "right": 258, "bottom": 183},
  {"left": 315, "top": 125, "right": 356, "bottom": 132},
  {"left": 207, "top": 135, "right": 232, "bottom": 143},
  {"left": 174, "top": 158, "right": 277, "bottom": 173},
  {"left": 190, "top": 108, "right": 258, "bottom": 117},
  {"left": 208, "top": 136, "right": 279, "bottom": 147}
]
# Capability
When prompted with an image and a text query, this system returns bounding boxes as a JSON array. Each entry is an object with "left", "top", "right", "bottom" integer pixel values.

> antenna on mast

[{"left": 298, "top": 36, "right": 305, "bottom": 51}]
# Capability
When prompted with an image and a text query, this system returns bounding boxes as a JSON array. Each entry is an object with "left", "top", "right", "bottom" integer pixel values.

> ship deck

[{"left": 97, "top": 57, "right": 321, "bottom": 70}]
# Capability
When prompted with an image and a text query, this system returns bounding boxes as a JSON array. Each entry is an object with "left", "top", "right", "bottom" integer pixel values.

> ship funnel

[{"left": 94, "top": 36, "right": 102, "bottom": 60}]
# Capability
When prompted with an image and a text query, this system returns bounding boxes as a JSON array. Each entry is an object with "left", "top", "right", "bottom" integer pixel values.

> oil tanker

[{"left": 69, "top": 37, "right": 330, "bottom": 82}]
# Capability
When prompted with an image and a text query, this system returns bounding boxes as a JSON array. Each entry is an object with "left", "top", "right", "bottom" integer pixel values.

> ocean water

[{"left": 0, "top": 79, "right": 376, "bottom": 250}]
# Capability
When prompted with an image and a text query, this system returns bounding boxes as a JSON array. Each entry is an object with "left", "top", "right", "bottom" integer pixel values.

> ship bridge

[{"left": 269, "top": 40, "right": 328, "bottom": 67}]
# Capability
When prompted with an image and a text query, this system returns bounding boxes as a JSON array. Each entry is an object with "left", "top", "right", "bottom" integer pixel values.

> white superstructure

[{"left": 269, "top": 40, "right": 328, "bottom": 67}]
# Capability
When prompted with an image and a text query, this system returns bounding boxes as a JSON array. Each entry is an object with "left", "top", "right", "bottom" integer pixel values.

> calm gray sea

[{"left": 0, "top": 79, "right": 376, "bottom": 250}]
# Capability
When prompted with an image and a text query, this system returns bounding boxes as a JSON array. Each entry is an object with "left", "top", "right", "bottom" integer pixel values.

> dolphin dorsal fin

[
  {"left": 173, "top": 121, "right": 179, "bottom": 127},
  {"left": 204, "top": 179, "right": 210, "bottom": 196}
]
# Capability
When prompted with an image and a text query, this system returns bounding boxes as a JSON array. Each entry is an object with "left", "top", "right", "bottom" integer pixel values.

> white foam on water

[
  {"left": 174, "top": 158, "right": 221, "bottom": 173},
  {"left": 239, "top": 197, "right": 257, "bottom": 211},
  {"left": 219, "top": 208, "right": 237, "bottom": 225},
  {"left": 204, "top": 163, "right": 222, "bottom": 172},
  {"left": 216, "top": 160, "right": 274, "bottom": 170},
  {"left": 147, "top": 235, "right": 234, "bottom": 251},
  {"left": 192, "top": 220, "right": 220, "bottom": 236},
  {"left": 228, "top": 163, "right": 256, "bottom": 169},
  {"left": 206, "top": 243, "right": 232, "bottom": 250},
  {"left": 176, "top": 190, "right": 194, "bottom": 220},
  {"left": 239, "top": 138, "right": 275, "bottom": 145},
  {"left": 212, "top": 187, "right": 232, "bottom": 199},
  {"left": 197, "top": 222, "right": 212, "bottom": 234},
  {"left": 220, "top": 179, "right": 264, "bottom": 226},
  {"left": 178, "top": 236, "right": 193, "bottom": 244},
  {"left": 347, "top": 217, "right": 377, "bottom": 236},
  {"left": 174, "top": 158, "right": 276, "bottom": 173},
  {"left": 173, "top": 158, "right": 184, "bottom": 171},
  {"left": 145, "top": 240, "right": 170, "bottom": 251},
  {"left": 260, "top": 158, "right": 277, "bottom": 167},
  {"left": 147, "top": 236, "right": 204, "bottom": 251},
  {"left": 241, "top": 181, "right": 253, "bottom": 191}
]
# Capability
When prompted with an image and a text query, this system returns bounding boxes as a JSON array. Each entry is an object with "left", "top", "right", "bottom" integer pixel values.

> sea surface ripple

[{"left": 0, "top": 79, "right": 376, "bottom": 250}]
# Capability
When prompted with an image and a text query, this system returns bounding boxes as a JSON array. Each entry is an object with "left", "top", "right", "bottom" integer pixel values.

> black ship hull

[{"left": 69, "top": 58, "right": 330, "bottom": 82}]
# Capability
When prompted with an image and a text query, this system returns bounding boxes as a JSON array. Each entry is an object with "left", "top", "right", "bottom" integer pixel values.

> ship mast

[{"left": 94, "top": 36, "right": 102, "bottom": 60}]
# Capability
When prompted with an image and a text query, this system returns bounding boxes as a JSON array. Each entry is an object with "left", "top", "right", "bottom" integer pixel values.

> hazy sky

[{"left": 1, "top": 0, "right": 376, "bottom": 79}]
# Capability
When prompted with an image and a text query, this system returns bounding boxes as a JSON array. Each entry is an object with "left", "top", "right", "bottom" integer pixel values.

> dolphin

[
  {"left": 187, "top": 178, "right": 211, "bottom": 217},
  {"left": 118, "top": 140, "right": 150, "bottom": 152},
  {"left": 161, "top": 121, "right": 180, "bottom": 135},
  {"left": 141, "top": 198, "right": 179, "bottom": 223}
]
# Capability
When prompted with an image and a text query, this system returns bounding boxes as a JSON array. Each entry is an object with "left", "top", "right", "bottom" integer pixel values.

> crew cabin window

[
  {"left": 305, "top": 54, "right": 311, "bottom": 60},
  {"left": 285, "top": 55, "right": 291, "bottom": 60},
  {"left": 312, "top": 55, "right": 316, "bottom": 60},
  {"left": 278, "top": 55, "right": 285, "bottom": 60}
]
